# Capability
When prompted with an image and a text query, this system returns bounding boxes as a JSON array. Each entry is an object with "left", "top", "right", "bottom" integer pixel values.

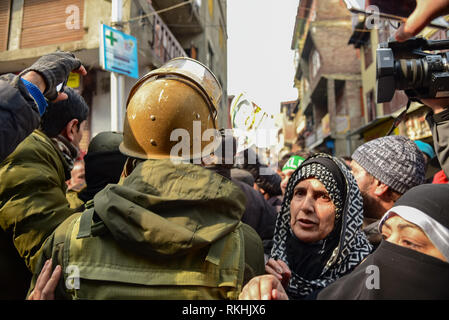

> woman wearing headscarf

[
  {"left": 241, "top": 153, "right": 373, "bottom": 300},
  {"left": 241, "top": 183, "right": 449, "bottom": 300},
  {"left": 316, "top": 183, "right": 449, "bottom": 299}
]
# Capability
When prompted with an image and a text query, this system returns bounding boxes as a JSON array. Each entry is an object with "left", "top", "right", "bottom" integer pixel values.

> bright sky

[{"left": 227, "top": 0, "right": 299, "bottom": 116}]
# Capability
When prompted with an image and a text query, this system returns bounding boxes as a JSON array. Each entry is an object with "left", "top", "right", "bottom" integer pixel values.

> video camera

[{"left": 376, "top": 37, "right": 449, "bottom": 103}]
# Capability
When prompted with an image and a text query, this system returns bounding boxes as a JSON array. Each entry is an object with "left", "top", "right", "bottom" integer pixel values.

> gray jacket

[
  {"left": 427, "top": 109, "right": 449, "bottom": 178},
  {"left": 0, "top": 74, "right": 41, "bottom": 162}
]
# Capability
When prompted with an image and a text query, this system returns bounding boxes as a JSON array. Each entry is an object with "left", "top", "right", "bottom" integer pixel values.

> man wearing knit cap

[{"left": 350, "top": 135, "right": 426, "bottom": 248}]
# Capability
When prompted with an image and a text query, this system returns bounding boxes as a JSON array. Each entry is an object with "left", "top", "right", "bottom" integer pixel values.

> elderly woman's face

[
  {"left": 290, "top": 178, "right": 336, "bottom": 243},
  {"left": 381, "top": 214, "right": 446, "bottom": 262}
]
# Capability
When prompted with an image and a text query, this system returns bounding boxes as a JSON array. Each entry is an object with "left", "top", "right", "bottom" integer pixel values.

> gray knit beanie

[{"left": 351, "top": 135, "right": 425, "bottom": 194}]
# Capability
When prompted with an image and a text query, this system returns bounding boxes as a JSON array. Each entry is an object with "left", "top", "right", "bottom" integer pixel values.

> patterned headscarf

[
  {"left": 297, "top": 162, "right": 344, "bottom": 220},
  {"left": 270, "top": 153, "right": 373, "bottom": 299}
]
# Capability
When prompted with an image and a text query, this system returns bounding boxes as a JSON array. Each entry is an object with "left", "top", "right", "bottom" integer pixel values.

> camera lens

[
  {"left": 395, "top": 58, "right": 427, "bottom": 90},
  {"left": 395, "top": 55, "right": 448, "bottom": 90},
  {"left": 376, "top": 39, "right": 449, "bottom": 103}
]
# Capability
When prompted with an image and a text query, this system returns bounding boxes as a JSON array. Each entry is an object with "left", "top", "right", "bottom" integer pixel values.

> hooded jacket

[
  {"left": 0, "top": 131, "right": 76, "bottom": 257},
  {"left": 0, "top": 130, "right": 77, "bottom": 299},
  {"left": 30, "top": 159, "right": 265, "bottom": 299}
]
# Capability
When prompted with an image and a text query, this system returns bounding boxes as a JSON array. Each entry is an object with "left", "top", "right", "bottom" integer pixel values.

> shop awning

[
  {"left": 348, "top": 20, "right": 370, "bottom": 49},
  {"left": 307, "top": 134, "right": 332, "bottom": 150},
  {"left": 348, "top": 102, "right": 427, "bottom": 137},
  {"left": 348, "top": 115, "right": 392, "bottom": 137}
]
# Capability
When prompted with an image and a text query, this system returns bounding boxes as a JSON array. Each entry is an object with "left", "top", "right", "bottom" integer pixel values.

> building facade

[
  {"left": 289, "top": 0, "right": 364, "bottom": 157},
  {"left": 0, "top": 0, "right": 228, "bottom": 151},
  {"left": 279, "top": 100, "right": 300, "bottom": 153},
  {"left": 151, "top": 0, "right": 228, "bottom": 129}
]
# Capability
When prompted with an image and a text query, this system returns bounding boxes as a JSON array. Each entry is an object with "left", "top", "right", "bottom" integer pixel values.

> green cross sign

[
  {"left": 106, "top": 31, "right": 118, "bottom": 46},
  {"left": 101, "top": 24, "right": 139, "bottom": 78}
]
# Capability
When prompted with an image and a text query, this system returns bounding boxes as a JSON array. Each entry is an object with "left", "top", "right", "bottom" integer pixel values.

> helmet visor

[{"left": 159, "top": 57, "right": 222, "bottom": 110}]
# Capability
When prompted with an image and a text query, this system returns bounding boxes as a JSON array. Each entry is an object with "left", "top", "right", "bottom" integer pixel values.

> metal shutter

[
  {"left": 21, "top": 0, "right": 84, "bottom": 49},
  {"left": 0, "top": 0, "right": 11, "bottom": 51}
]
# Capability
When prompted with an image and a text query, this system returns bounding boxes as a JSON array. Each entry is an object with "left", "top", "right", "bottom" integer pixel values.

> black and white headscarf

[
  {"left": 297, "top": 161, "right": 344, "bottom": 220},
  {"left": 270, "top": 153, "right": 373, "bottom": 299}
]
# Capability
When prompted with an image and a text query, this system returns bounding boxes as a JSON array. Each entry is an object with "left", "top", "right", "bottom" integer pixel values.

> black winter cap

[{"left": 393, "top": 183, "right": 449, "bottom": 229}]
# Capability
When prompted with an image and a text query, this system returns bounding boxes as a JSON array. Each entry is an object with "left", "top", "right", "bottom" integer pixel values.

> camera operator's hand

[
  {"left": 20, "top": 51, "right": 87, "bottom": 102},
  {"left": 395, "top": 0, "right": 449, "bottom": 42},
  {"left": 421, "top": 97, "right": 449, "bottom": 114}
]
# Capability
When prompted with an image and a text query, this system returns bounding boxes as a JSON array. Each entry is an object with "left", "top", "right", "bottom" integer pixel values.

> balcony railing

[
  {"left": 150, "top": 0, "right": 203, "bottom": 35},
  {"left": 151, "top": 14, "right": 186, "bottom": 64},
  {"left": 139, "top": 3, "right": 187, "bottom": 65}
]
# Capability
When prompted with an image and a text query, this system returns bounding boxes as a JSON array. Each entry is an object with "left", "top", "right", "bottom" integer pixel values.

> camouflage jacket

[
  {"left": 0, "top": 130, "right": 76, "bottom": 272},
  {"left": 30, "top": 159, "right": 265, "bottom": 299}
]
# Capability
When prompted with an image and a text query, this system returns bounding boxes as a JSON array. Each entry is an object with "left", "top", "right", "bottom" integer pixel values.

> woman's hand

[
  {"left": 264, "top": 258, "right": 292, "bottom": 288},
  {"left": 239, "top": 274, "right": 289, "bottom": 300}
]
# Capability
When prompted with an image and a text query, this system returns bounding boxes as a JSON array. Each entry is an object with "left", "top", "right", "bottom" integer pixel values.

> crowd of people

[{"left": 0, "top": 0, "right": 449, "bottom": 301}]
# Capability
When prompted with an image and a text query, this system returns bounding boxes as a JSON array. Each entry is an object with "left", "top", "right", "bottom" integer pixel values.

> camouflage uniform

[
  {"left": 0, "top": 130, "right": 77, "bottom": 298},
  {"left": 30, "top": 159, "right": 265, "bottom": 299}
]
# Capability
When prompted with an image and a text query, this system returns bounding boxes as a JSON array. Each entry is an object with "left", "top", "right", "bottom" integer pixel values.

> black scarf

[
  {"left": 78, "top": 150, "right": 127, "bottom": 203},
  {"left": 286, "top": 219, "right": 342, "bottom": 281},
  {"left": 318, "top": 240, "right": 449, "bottom": 299},
  {"left": 51, "top": 134, "right": 79, "bottom": 179}
]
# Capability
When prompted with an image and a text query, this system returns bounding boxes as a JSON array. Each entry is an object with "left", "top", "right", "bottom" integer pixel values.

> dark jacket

[
  {"left": 0, "top": 74, "right": 41, "bottom": 162},
  {"left": 267, "top": 195, "right": 283, "bottom": 214},
  {"left": 232, "top": 179, "right": 277, "bottom": 254},
  {"left": 427, "top": 109, "right": 449, "bottom": 178},
  {"left": 362, "top": 219, "right": 382, "bottom": 250},
  {"left": 0, "top": 228, "right": 31, "bottom": 299}
]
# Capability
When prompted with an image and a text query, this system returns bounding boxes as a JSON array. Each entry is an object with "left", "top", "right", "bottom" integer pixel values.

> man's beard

[{"left": 360, "top": 190, "right": 382, "bottom": 220}]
